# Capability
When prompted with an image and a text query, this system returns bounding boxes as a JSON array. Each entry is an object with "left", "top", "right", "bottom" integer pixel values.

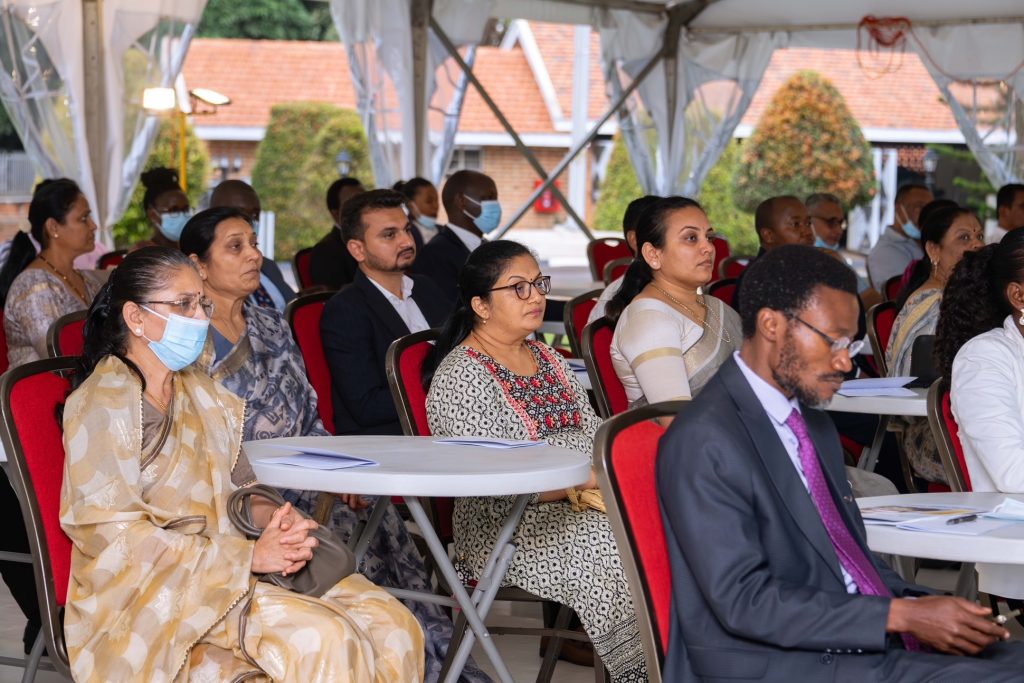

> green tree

[
  {"left": 251, "top": 103, "right": 370, "bottom": 260},
  {"left": 593, "top": 133, "right": 643, "bottom": 233},
  {"left": 198, "top": 0, "right": 318, "bottom": 40},
  {"left": 734, "top": 70, "right": 875, "bottom": 213},
  {"left": 111, "top": 118, "right": 210, "bottom": 247},
  {"left": 700, "top": 140, "right": 758, "bottom": 256},
  {"left": 929, "top": 143, "right": 995, "bottom": 220}
]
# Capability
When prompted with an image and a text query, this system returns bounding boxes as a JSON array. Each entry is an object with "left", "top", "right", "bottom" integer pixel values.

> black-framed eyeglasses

[
  {"left": 141, "top": 294, "right": 215, "bottom": 318},
  {"left": 790, "top": 316, "right": 864, "bottom": 357},
  {"left": 490, "top": 275, "right": 552, "bottom": 300}
]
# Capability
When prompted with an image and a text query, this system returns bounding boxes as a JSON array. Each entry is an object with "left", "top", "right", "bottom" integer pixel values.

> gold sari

[{"left": 60, "top": 356, "right": 423, "bottom": 682}]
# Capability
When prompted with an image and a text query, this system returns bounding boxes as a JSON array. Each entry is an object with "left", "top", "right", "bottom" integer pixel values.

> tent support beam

[
  {"left": 82, "top": 0, "right": 108, "bottom": 239},
  {"left": 411, "top": 0, "right": 433, "bottom": 178},
  {"left": 431, "top": 17, "right": 595, "bottom": 240},
  {"left": 495, "top": 45, "right": 662, "bottom": 238},
  {"left": 688, "top": 15, "right": 1024, "bottom": 35}
]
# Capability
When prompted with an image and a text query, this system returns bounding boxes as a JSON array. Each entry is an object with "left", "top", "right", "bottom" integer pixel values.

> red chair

[
  {"left": 563, "top": 288, "right": 603, "bottom": 358},
  {"left": 285, "top": 290, "right": 336, "bottom": 433},
  {"left": 602, "top": 257, "right": 632, "bottom": 285},
  {"left": 581, "top": 316, "right": 628, "bottom": 418},
  {"left": 293, "top": 246, "right": 315, "bottom": 290},
  {"left": 707, "top": 278, "right": 737, "bottom": 309},
  {"left": 0, "top": 356, "right": 78, "bottom": 680},
  {"left": 96, "top": 249, "right": 126, "bottom": 269},
  {"left": 866, "top": 301, "right": 897, "bottom": 377},
  {"left": 593, "top": 400, "right": 687, "bottom": 682},
  {"left": 587, "top": 238, "right": 631, "bottom": 282},
  {"left": 46, "top": 310, "right": 88, "bottom": 358},
  {"left": 0, "top": 310, "right": 9, "bottom": 376},
  {"left": 883, "top": 274, "right": 904, "bottom": 302},
  {"left": 385, "top": 328, "right": 439, "bottom": 439},
  {"left": 718, "top": 256, "right": 748, "bottom": 280},
  {"left": 712, "top": 237, "right": 731, "bottom": 279},
  {"left": 926, "top": 378, "right": 972, "bottom": 493}
]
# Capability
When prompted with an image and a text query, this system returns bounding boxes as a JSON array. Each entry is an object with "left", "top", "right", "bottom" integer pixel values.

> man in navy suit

[
  {"left": 657, "top": 245, "right": 1024, "bottom": 681},
  {"left": 414, "top": 169, "right": 499, "bottom": 306},
  {"left": 321, "top": 189, "right": 448, "bottom": 435}
]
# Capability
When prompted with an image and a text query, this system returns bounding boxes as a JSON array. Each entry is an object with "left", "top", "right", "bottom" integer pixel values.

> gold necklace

[
  {"left": 144, "top": 390, "right": 168, "bottom": 413},
  {"left": 650, "top": 283, "right": 731, "bottom": 344},
  {"left": 37, "top": 253, "right": 87, "bottom": 303}
]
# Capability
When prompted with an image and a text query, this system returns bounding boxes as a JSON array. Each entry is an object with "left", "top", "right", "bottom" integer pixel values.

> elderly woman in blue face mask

[{"left": 131, "top": 167, "right": 192, "bottom": 250}]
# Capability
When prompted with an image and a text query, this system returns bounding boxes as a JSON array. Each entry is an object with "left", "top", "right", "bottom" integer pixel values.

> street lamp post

[
  {"left": 335, "top": 150, "right": 352, "bottom": 177},
  {"left": 143, "top": 86, "right": 232, "bottom": 191}
]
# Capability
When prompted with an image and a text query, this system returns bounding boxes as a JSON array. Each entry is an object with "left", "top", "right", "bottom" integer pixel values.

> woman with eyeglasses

[
  {"left": 605, "top": 196, "right": 741, "bottom": 408},
  {"left": 423, "top": 240, "right": 647, "bottom": 682},
  {"left": 59, "top": 246, "right": 422, "bottom": 682}
]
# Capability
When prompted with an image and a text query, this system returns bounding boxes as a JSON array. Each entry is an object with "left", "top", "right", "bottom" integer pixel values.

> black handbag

[{"left": 226, "top": 484, "right": 355, "bottom": 597}]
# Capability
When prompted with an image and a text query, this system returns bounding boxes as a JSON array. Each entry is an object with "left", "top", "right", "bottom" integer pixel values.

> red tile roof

[{"left": 526, "top": 22, "right": 610, "bottom": 121}]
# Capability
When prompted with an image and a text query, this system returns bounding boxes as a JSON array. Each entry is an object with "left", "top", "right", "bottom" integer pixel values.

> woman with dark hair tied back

[
  {"left": 606, "top": 196, "right": 741, "bottom": 408},
  {"left": 59, "top": 246, "right": 422, "bottom": 681},
  {"left": 424, "top": 240, "right": 647, "bottom": 682},
  {"left": 180, "top": 207, "right": 471, "bottom": 681},
  {"left": 885, "top": 203, "right": 983, "bottom": 485},
  {"left": 935, "top": 229, "right": 1024, "bottom": 492},
  {"left": 2, "top": 178, "right": 108, "bottom": 367},
  {"left": 395, "top": 176, "right": 440, "bottom": 241},
  {"left": 134, "top": 167, "right": 191, "bottom": 249}
]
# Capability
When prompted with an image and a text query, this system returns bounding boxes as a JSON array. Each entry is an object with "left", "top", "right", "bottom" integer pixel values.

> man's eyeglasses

[
  {"left": 811, "top": 216, "right": 848, "bottom": 230},
  {"left": 141, "top": 294, "right": 215, "bottom": 318},
  {"left": 790, "top": 316, "right": 864, "bottom": 357},
  {"left": 490, "top": 276, "right": 552, "bottom": 300}
]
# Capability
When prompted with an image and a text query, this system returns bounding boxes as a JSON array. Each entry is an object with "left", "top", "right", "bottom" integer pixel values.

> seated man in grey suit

[
  {"left": 658, "top": 244, "right": 1024, "bottom": 681},
  {"left": 321, "top": 189, "right": 448, "bottom": 435}
]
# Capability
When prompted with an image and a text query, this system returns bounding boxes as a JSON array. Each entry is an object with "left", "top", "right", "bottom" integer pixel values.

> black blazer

[
  {"left": 657, "top": 357, "right": 934, "bottom": 682},
  {"left": 320, "top": 270, "right": 449, "bottom": 435},
  {"left": 259, "top": 258, "right": 296, "bottom": 307},
  {"left": 412, "top": 225, "right": 471, "bottom": 306},
  {"left": 309, "top": 227, "right": 359, "bottom": 291}
]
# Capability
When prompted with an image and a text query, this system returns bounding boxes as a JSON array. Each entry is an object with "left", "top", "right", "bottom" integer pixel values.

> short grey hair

[{"left": 805, "top": 193, "right": 842, "bottom": 213}]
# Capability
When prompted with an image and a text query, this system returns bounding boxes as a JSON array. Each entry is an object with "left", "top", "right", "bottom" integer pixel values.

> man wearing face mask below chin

[
  {"left": 808, "top": 193, "right": 881, "bottom": 311},
  {"left": 131, "top": 167, "right": 193, "bottom": 251},
  {"left": 393, "top": 177, "right": 437, "bottom": 247},
  {"left": 866, "top": 183, "right": 933, "bottom": 292},
  {"left": 413, "top": 169, "right": 501, "bottom": 307}
]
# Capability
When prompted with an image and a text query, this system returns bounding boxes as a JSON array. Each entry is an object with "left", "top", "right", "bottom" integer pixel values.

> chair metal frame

[
  {"left": 717, "top": 255, "right": 747, "bottom": 280},
  {"left": 45, "top": 310, "right": 88, "bottom": 359},
  {"left": 883, "top": 274, "right": 904, "bottom": 302},
  {"left": 866, "top": 301, "right": 897, "bottom": 378},
  {"left": 563, "top": 288, "right": 603, "bottom": 359},
  {"left": 593, "top": 400, "right": 687, "bottom": 683},
  {"left": 385, "top": 328, "right": 440, "bottom": 437},
  {"left": 926, "top": 378, "right": 970, "bottom": 493},
  {"left": 0, "top": 356, "right": 79, "bottom": 680},
  {"left": 602, "top": 257, "right": 632, "bottom": 285}
]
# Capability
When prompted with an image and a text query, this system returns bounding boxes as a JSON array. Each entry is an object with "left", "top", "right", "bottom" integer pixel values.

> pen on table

[
  {"left": 945, "top": 514, "right": 978, "bottom": 525},
  {"left": 995, "top": 609, "right": 1022, "bottom": 625}
]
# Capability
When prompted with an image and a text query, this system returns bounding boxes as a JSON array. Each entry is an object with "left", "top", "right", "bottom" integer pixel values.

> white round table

[
  {"left": 858, "top": 492, "right": 1024, "bottom": 598},
  {"left": 826, "top": 387, "right": 928, "bottom": 417},
  {"left": 245, "top": 434, "right": 592, "bottom": 683}
]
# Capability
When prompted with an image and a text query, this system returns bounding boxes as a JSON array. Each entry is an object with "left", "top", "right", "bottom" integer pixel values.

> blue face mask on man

[
  {"left": 157, "top": 211, "right": 192, "bottom": 242},
  {"left": 814, "top": 236, "right": 839, "bottom": 251},
  {"left": 141, "top": 306, "right": 210, "bottom": 371},
  {"left": 464, "top": 195, "right": 502, "bottom": 234},
  {"left": 897, "top": 205, "right": 920, "bottom": 240}
]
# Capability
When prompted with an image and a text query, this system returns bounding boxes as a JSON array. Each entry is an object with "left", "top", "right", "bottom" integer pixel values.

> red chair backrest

[
  {"left": 581, "top": 317, "right": 629, "bottom": 418},
  {"left": 867, "top": 301, "right": 897, "bottom": 375},
  {"left": 97, "top": 250, "right": 126, "bottom": 269},
  {"left": 603, "top": 257, "right": 633, "bottom": 285},
  {"left": 884, "top": 275, "right": 903, "bottom": 302},
  {"left": 719, "top": 256, "right": 748, "bottom": 280},
  {"left": 47, "top": 311, "right": 87, "bottom": 358},
  {"left": 0, "top": 310, "right": 8, "bottom": 376},
  {"left": 594, "top": 401, "right": 684, "bottom": 675},
  {"left": 712, "top": 237, "right": 731, "bottom": 278},
  {"left": 941, "top": 390, "right": 971, "bottom": 491},
  {"left": 587, "top": 238, "right": 632, "bottom": 281},
  {"left": 293, "top": 247, "right": 315, "bottom": 290},
  {"left": 285, "top": 292, "right": 335, "bottom": 433},
  {"left": 707, "top": 278, "right": 737, "bottom": 308},
  {"left": 564, "top": 288, "right": 603, "bottom": 358}
]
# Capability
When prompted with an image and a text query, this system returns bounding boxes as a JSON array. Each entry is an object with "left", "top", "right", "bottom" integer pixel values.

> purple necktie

[{"left": 786, "top": 408, "right": 920, "bottom": 652}]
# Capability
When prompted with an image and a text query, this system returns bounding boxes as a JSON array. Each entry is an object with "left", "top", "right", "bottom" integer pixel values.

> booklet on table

[
  {"left": 861, "top": 503, "right": 1014, "bottom": 536},
  {"left": 837, "top": 377, "right": 917, "bottom": 398},
  {"left": 433, "top": 437, "right": 542, "bottom": 449},
  {"left": 256, "top": 444, "right": 378, "bottom": 471}
]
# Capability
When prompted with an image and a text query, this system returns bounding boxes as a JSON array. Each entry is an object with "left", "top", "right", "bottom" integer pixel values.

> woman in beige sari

[
  {"left": 607, "top": 196, "right": 741, "bottom": 407},
  {"left": 59, "top": 247, "right": 423, "bottom": 682}
]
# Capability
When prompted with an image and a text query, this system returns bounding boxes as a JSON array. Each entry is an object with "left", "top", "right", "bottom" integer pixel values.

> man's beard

[{"left": 771, "top": 330, "right": 845, "bottom": 408}]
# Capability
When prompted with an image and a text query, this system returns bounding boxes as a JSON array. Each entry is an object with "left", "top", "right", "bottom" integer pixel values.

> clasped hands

[
  {"left": 888, "top": 595, "right": 1011, "bottom": 655},
  {"left": 251, "top": 502, "right": 319, "bottom": 576}
]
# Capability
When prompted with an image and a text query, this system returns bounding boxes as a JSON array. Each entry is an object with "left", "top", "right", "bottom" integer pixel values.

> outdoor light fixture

[
  {"left": 923, "top": 147, "right": 939, "bottom": 193},
  {"left": 336, "top": 149, "right": 352, "bottom": 177},
  {"left": 217, "top": 155, "right": 243, "bottom": 181},
  {"left": 190, "top": 88, "right": 231, "bottom": 107},
  {"left": 142, "top": 87, "right": 176, "bottom": 111},
  {"left": 142, "top": 85, "right": 233, "bottom": 191}
]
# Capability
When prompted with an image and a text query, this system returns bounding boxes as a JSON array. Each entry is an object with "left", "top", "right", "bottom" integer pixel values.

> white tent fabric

[
  {"left": 599, "top": 9, "right": 779, "bottom": 196},
  {"left": 331, "top": 0, "right": 492, "bottom": 187},
  {"left": 0, "top": 0, "right": 203, "bottom": 245}
]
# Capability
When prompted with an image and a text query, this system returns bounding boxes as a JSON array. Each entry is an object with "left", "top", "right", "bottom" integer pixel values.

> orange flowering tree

[{"left": 733, "top": 70, "right": 875, "bottom": 212}]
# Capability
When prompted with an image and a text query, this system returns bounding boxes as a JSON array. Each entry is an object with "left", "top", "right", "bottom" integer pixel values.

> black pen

[{"left": 946, "top": 514, "right": 978, "bottom": 525}]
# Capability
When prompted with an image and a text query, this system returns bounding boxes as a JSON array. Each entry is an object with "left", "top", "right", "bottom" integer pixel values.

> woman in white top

[
  {"left": 936, "top": 230, "right": 1024, "bottom": 491},
  {"left": 606, "top": 196, "right": 741, "bottom": 407}
]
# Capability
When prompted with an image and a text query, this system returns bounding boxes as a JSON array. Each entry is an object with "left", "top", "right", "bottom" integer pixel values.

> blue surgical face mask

[
  {"left": 815, "top": 236, "right": 839, "bottom": 251},
  {"left": 464, "top": 195, "right": 502, "bottom": 234},
  {"left": 897, "top": 205, "right": 920, "bottom": 240},
  {"left": 141, "top": 306, "right": 209, "bottom": 371},
  {"left": 157, "top": 211, "right": 192, "bottom": 242},
  {"left": 417, "top": 214, "right": 437, "bottom": 231}
]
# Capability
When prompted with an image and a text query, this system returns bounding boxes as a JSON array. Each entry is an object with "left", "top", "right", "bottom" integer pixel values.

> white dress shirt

[
  {"left": 367, "top": 274, "right": 431, "bottom": 333},
  {"left": 951, "top": 315, "right": 1024, "bottom": 492},
  {"left": 447, "top": 224, "right": 483, "bottom": 253},
  {"left": 588, "top": 275, "right": 623, "bottom": 324},
  {"left": 734, "top": 352, "right": 858, "bottom": 594}
]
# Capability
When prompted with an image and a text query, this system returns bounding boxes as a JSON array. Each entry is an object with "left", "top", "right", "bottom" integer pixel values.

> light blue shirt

[{"left": 733, "top": 351, "right": 858, "bottom": 594}]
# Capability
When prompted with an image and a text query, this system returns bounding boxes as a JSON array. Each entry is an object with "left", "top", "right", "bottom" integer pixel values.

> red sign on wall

[{"left": 533, "top": 179, "right": 561, "bottom": 213}]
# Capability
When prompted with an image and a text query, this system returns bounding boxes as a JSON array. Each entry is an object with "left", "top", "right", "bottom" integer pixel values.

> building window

[{"left": 446, "top": 147, "right": 483, "bottom": 175}]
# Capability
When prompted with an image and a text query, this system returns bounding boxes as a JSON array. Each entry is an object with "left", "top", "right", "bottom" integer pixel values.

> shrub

[
  {"left": 593, "top": 133, "right": 644, "bottom": 233},
  {"left": 111, "top": 118, "right": 209, "bottom": 248},
  {"left": 733, "top": 70, "right": 875, "bottom": 213},
  {"left": 251, "top": 102, "right": 370, "bottom": 260},
  {"left": 700, "top": 139, "right": 758, "bottom": 256}
]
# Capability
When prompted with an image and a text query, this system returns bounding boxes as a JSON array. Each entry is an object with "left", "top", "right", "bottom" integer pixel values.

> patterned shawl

[
  {"left": 59, "top": 356, "right": 254, "bottom": 682},
  {"left": 886, "top": 288, "right": 942, "bottom": 377}
]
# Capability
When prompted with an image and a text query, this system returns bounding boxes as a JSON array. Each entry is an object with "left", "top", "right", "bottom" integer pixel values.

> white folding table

[
  {"left": 244, "top": 434, "right": 591, "bottom": 683},
  {"left": 825, "top": 387, "right": 928, "bottom": 471}
]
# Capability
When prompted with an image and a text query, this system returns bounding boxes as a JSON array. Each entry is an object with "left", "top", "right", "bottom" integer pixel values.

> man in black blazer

[
  {"left": 413, "top": 169, "right": 499, "bottom": 306},
  {"left": 321, "top": 189, "right": 449, "bottom": 435},
  {"left": 309, "top": 177, "right": 365, "bottom": 291},
  {"left": 658, "top": 245, "right": 1024, "bottom": 682}
]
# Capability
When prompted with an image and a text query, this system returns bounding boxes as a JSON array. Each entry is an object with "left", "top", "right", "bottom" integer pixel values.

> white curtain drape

[
  {"left": 599, "top": 9, "right": 779, "bottom": 197},
  {"left": 0, "top": 0, "right": 204, "bottom": 246},
  {"left": 330, "top": 0, "right": 491, "bottom": 187},
  {"left": 912, "top": 23, "right": 1024, "bottom": 186}
]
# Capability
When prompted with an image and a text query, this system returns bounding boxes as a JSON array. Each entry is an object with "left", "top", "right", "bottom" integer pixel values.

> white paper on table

[
  {"left": 257, "top": 453, "right": 378, "bottom": 470},
  {"left": 566, "top": 359, "right": 587, "bottom": 372},
  {"left": 841, "top": 377, "right": 915, "bottom": 390},
  {"left": 837, "top": 387, "right": 917, "bottom": 398},
  {"left": 983, "top": 498, "right": 1024, "bottom": 521},
  {"left": 861, "top": 504, "right": 988, "bottom": 525},
  {"left": 258, "top": 444, "right": 377, "bottom": 467},
  {"left": 433, "top": 437, "right": 542, "bottom": 449},
  {"left": 896, "top": 515, "right": 1016, "bottom": 536}
]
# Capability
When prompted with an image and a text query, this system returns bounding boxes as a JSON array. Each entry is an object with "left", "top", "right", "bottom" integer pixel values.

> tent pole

[
  {"left": 411, "top": 0, "right": 432, "bottom": 178},
  {"left": 82, "top": 0, "right": 109, "bottom": 245},
  {"left": 431, "top": 17, "right": 594, "bottom": 240}
]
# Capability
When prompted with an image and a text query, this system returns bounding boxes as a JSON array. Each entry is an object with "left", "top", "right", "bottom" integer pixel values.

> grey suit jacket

[{"left": 657, "top": 357, "right": 929, "bottom": 682}]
